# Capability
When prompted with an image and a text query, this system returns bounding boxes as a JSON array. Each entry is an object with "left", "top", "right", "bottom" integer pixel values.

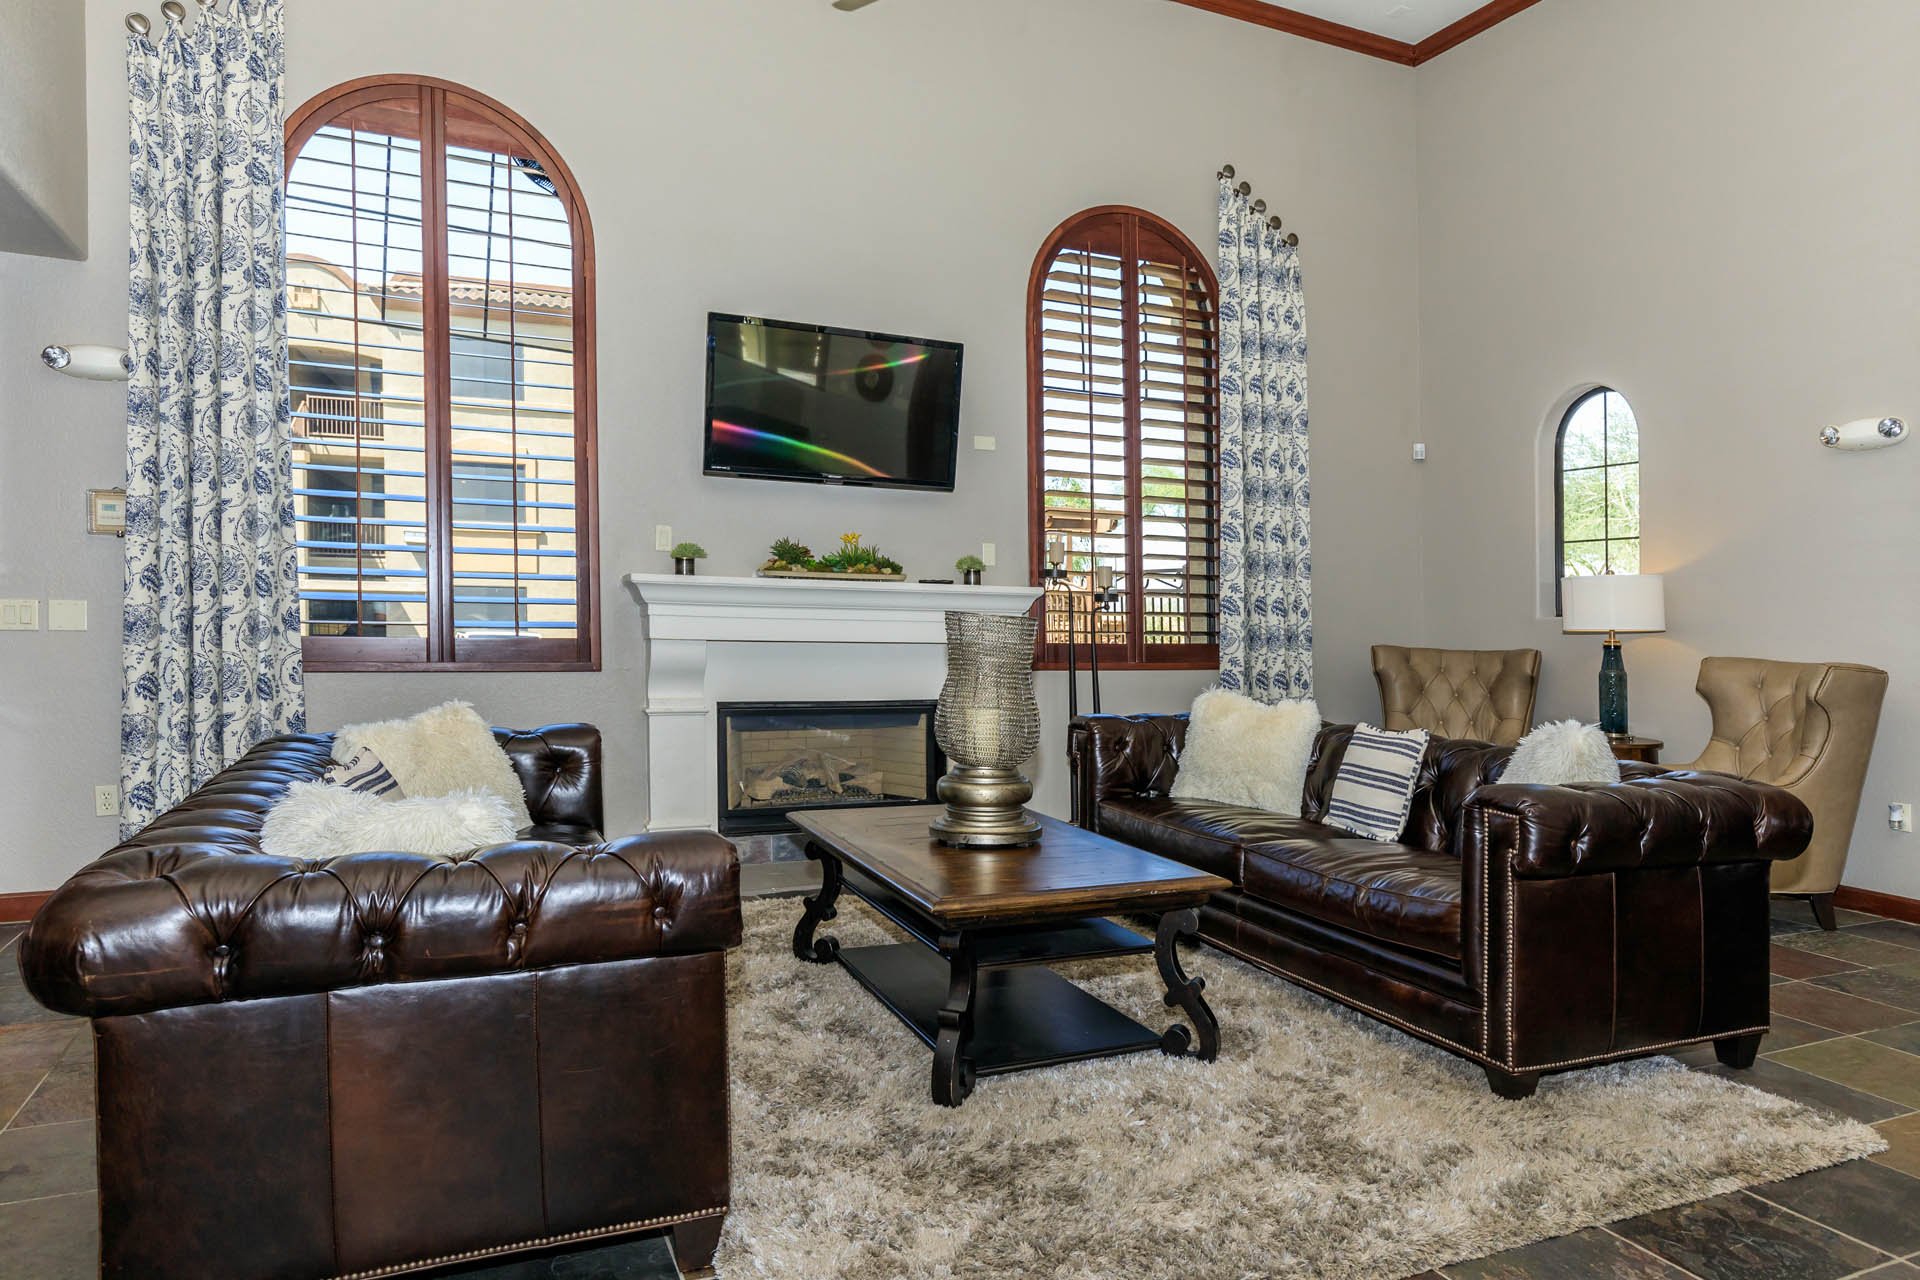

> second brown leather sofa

[
  {"left": 19, "top": 724, "right": 739, "bottom": 1280},
  {"left": 1070, "top": 714, "right": 1812, "bottom": 1097}
]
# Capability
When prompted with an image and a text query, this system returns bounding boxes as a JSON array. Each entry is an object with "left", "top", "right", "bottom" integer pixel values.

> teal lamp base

[{"left": 1598, "top": 639, "right": 1629, "bottom": 735}]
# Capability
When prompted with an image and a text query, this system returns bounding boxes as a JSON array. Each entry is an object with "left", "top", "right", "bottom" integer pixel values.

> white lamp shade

[{"left": 1563, "top": 573, "right": 1665, "bottom": 635}]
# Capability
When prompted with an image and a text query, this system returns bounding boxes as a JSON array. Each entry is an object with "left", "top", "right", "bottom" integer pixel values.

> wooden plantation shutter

[
  {"left": 285, "top": 76, "right": 599, "bottom": 672},
  {"left": 1028, "top": 207, "right": 1219, "bottom": 670}
]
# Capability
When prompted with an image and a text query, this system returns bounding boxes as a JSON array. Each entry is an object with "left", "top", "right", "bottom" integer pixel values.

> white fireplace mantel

[{"left": 624, "top": 573, "right": 1042, "bottom": 832}]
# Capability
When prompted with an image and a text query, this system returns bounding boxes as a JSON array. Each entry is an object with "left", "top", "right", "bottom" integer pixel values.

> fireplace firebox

[{"left": 716, "top": 700, "right": 944, "bottom": 836}]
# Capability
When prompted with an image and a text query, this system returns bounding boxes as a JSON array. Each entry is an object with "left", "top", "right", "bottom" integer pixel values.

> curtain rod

[{"left": 1218, "top": 164, "right": 1300, "bottom": 246}]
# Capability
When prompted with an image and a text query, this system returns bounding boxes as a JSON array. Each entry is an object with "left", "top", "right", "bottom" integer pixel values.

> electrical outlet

[
  {"left": 0, "top": 599, "right": 39, "bottom": 630},
  {"left": 1412, "top": 442, "right": 1428, "bottom": 461},
  {"left": 654, "top": 525, "right": 673, "bottom": 552},
  {"left": 981, "top": 542, "right": 996, "bottom": 568},
  {"left": 1892, "top": 802, "right": 1913, "bottom": 832},
  {"left": 94, "top": 784, "right": 119, "bottom": 817}
]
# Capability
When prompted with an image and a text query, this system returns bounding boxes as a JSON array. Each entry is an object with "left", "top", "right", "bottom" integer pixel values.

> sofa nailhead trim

[{"left": 328, "top": 1206, "right": 727, "bottom": 1280}]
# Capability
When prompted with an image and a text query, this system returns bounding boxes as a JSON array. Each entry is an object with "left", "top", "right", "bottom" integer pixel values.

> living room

[{"left": 1, "top": 0, "right": 1916, "bottom": 1276}]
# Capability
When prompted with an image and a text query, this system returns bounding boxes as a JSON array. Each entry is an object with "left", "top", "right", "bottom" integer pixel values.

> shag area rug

[{"left": 716, "top": 900, "right": 1884, "bottom": 1279}]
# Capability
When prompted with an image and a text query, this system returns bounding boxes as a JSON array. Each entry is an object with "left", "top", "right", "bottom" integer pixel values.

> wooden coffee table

[{"left": 788, "top": 805, "right": 1232, "bottom": 1106}]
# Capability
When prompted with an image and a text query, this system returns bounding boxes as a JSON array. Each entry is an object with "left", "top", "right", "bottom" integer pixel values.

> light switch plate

[
  {"left": 654, "top": 524, "right": 673, "bottom": 552},
  {"left": 972, "top": 435, "right": 997, "bottom": 451},
  {"left": 0, "top": 599, "right": 39, "bottom": 631},
  {"left": 48, "top": 599, "right": 87, "bottom": 631},
  {"left": 981, "top": 542, "right": 997, "bottom": 567}
]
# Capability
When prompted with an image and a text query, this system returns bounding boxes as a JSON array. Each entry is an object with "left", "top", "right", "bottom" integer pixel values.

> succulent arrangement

[
  {"left": 762, "top": 531, "right": 903, "bottom": 576},
  {"left": 670, "top": 542, "right": 708, "bottom": 560},
  {"left": 954, "top": 554, "right": 986, "bottom": 573}
]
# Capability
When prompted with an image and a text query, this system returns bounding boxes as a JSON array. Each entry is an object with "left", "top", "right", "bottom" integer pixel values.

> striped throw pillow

[
  {"left": 1323, "top": 724, "right": 1429, "bottom": 842},
  {"left": 322, "top": 746, "right": 405, "bottom": 798}
]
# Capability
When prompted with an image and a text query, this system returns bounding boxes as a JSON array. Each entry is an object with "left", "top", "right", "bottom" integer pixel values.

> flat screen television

[{"left": 703, "top": 313, "right": 963, "bottom": 491}]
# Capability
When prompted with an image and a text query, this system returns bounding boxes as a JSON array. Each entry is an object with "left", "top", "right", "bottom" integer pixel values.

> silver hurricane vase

[{"left": 930, "top": 611, "right": 1044, "bottom": 848}]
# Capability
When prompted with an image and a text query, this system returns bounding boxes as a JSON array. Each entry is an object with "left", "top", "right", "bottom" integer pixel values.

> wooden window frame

[
  {"left": 1026, "top": 205, "right": 1220, "bottom": 672},
  {"left": 1552, "top": 386, "right": 1639, "bottom": 617},
  {"left": 286, "top": 75, "right": 600, "bottom": 673}
]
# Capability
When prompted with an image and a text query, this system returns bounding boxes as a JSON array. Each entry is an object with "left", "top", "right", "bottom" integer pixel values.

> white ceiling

[{"left": 1257, "top": 0, "right": 1491, "bottom": 44}]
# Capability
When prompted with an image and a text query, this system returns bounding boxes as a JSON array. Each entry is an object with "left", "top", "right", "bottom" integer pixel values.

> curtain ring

[
  {"left": 1268, "top": 216, "right": 1283, "bottom": 231},
  {"left": 1235, "top": 181, "right": 1251, "bottom": 197},
  {"left": 1218, "top": 163, "right": 1236, "bottom": 180},
  {"left": 125, "top": 11, "right": 151, "bottom": 34},
  {"left": 161, "top": 0, "right": 186, "bottom": 20},
  {"left": 1252, "top": 198, "right": 1267, "bottom": 215},
  {"left": 1285, "top": 232, "right": 1299, "bottom": 247}
]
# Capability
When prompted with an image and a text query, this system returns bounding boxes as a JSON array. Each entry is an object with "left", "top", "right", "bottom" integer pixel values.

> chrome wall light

[
  {"left": 1819, "top": 416, "right": 1907, "bottom": 451},
  {"left": 41, "top": 345, "right": 132, "bottom": 382}
]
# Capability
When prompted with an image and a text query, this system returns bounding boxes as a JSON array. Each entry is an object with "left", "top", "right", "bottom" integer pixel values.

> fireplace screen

[{"left": 716, "top": 701, "right": 942, "bottom": 835}]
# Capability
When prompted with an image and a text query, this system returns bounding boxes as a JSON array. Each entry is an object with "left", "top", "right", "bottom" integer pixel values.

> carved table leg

[
  {"left": 932, "top": 931, "right": 978, "bottom": 1106},
  {"left": 791, "top": 843, "right": 845, "bottom": 963},
  {"left": 1156, "top": 908, "right": 1220, "bottom": 1061}
]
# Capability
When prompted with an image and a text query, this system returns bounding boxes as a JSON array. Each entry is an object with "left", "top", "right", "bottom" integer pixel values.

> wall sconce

[
  {"left": 1819, "top": 417, "right": 1906, "bottom": 451},
  {"left": 41, "top": 344, "right": 131, "bottom": 382}
]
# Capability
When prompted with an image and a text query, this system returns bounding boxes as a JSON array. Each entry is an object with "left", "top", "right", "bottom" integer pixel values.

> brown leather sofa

[
  {"left": 1069, "top": 714, "right": 1812, "bottom": 1097},
  {"left": 1671, "top": 657, "right": 1889, "bottom": 930},
  {"left": 19, "top": 725, "right": 739, "bottom": 1280},
  {"left": 1372, "top": 644, "right": 1541, "bottom": 745}
]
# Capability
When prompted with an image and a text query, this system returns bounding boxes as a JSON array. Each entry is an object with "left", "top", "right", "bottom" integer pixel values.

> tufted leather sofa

[
  {"left": 1070, "top": 714, "right": 1811, "bottom": 1097},
  {"left": 19, "top": 725, "right": 740, "bottom": 1280},
  {"left": 1670, "top": 657, "right": 1888, "bottom": 929},
  {"left": 1372, "top": 644, "right": 1541, "bottom": 746}
]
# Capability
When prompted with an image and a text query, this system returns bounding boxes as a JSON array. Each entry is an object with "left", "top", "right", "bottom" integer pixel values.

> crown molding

[{"left": 1166, "top": 0, "right": 1542, "bottom": 67}]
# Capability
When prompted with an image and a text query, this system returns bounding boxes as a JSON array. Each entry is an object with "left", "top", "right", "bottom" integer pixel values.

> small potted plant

[
  {"left": 670, "top": 542, "right": 707, "bottom": 576},
  {"left": 955, "top": 554, "right": 986, "bottom": 586}
]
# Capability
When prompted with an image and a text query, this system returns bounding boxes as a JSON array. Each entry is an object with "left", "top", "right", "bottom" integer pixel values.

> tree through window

[{"left": 1555, "top": 387, "right": 1640, "bottom": 612}]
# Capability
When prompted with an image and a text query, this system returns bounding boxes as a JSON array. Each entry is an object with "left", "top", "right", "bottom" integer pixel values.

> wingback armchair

[
  {"left": 1372, "top": 645, "right": 1541, "bottom": 746},
  {"left": 1672, "top": 657, "right": 1889, "bottom": 929}
]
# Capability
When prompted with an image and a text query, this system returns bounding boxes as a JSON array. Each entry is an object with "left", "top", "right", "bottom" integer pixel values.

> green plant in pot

[
  {"left": 670, "top": 542, "right": 707, "bottom": 576},
  {"left": 955, "top": 554, "right": 986, "bottom": 586}
]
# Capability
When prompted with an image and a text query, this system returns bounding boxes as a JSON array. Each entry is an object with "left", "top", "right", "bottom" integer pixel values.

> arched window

[
  {"left": 285, "top": 76, "right": 598, "bottom": 671},
  {"left": 1027, "top": 207, "right": 1219, "bottom": 670},
  {"left": 1554, "top": 387, "right": 1639, "bottom": 612}
]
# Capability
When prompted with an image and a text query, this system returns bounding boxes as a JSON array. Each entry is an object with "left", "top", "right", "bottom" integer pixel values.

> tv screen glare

[{"left": 703, "top": 313, "right": 963, "bottom": 491}]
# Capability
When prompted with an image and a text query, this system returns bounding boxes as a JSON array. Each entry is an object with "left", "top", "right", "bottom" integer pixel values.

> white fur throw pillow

[
  {"left": 1169, "top": 689, "right": 1321, "bottom": 816},
  {"left": 1502, "top": 719, "right": 1623, "bottom": 786},
  {"left": 262, "top": 783, "right": 518, "bottom": 860},
  {"left": 333, "top": 701, "right": 532, "bottom": 832}
]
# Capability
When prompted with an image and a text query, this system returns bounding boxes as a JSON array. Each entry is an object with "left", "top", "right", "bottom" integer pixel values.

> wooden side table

[{"left": 1608, "top": 735, "right": 1663, "bottom": 764}]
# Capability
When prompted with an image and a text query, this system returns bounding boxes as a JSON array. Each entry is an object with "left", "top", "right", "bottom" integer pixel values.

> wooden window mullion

[
  {"left": 1119, "top": 214, "right": 1147, "bottom": 665},
  {"left": 419, "top": 86, "right": 453, "bottom": 664}
]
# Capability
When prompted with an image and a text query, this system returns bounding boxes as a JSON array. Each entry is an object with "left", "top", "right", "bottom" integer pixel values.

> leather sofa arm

[
  {"left": 495, "top": 723, "right": 603, "bottom": 835},
  {"left": 1068, "top": 713, "right": 1188, "bottom": 825},
  {"left": 1460, "top": 773, "right": 1813, "bottom": 879},
  {"left": 19, "top": 830, "right": 740, "bottom": 1019}
]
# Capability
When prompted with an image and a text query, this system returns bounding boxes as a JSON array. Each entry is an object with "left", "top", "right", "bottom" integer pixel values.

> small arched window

[
  {"left": 1554, "top": 387, "right": 1639, "bottom": 612},
  {"left": 1027, "top": 206, "right": 1219, "bottom": 670},
  {"left": 285, "top": 76, "right": 598, "bottom": 671}
]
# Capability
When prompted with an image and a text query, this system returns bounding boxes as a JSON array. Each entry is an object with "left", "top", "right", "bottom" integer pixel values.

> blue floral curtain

[
  {"left": 122, "top": 0, "right": 302, "bottom": 835},
  {"left": 1215, "top": 175, "right": 1312, "bottom": 702}
]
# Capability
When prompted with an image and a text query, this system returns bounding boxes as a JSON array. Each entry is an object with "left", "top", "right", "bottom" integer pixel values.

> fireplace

[{"left": 715, "top": 700, "right": 944, "bottom": 836}]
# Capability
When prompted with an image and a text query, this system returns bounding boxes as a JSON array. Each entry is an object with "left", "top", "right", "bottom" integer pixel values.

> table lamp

[{"left": 1562, "top": 573, "right": 1666, "bottom": 736}]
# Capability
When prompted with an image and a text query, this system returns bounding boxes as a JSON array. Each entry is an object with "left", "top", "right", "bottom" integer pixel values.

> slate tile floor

[{"left": 1, "top": 893, "right": 1916, "bottom": 1280}]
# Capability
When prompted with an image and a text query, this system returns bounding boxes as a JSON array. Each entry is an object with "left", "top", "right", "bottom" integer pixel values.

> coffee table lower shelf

[{"left": 837, "top": 942, "right": 1165, "bottom": 1076}]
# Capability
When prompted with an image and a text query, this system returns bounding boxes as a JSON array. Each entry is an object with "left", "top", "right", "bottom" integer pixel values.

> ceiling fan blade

[{"left": 833, "top": 0, "right": 884, "bottom": 10}]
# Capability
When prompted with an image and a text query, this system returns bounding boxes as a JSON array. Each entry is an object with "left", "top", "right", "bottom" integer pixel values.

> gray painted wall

[
  {"left": 1415, "top": 0, "right": 1920, "bottom": 898},
  {"left": 0, "top": 0, "right": 86, "bottom": 259},
  {"left": 0, "top": 0, "right": 1424, "bottom": 894}
]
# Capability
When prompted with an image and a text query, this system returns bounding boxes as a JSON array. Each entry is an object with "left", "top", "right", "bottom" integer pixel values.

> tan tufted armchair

[
  {"left": 1372, "top": 645, "right": 1541, "bottom": 746},
  {"left": 1672, "top": 657, "right": 1889, "bottom": 929}
]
